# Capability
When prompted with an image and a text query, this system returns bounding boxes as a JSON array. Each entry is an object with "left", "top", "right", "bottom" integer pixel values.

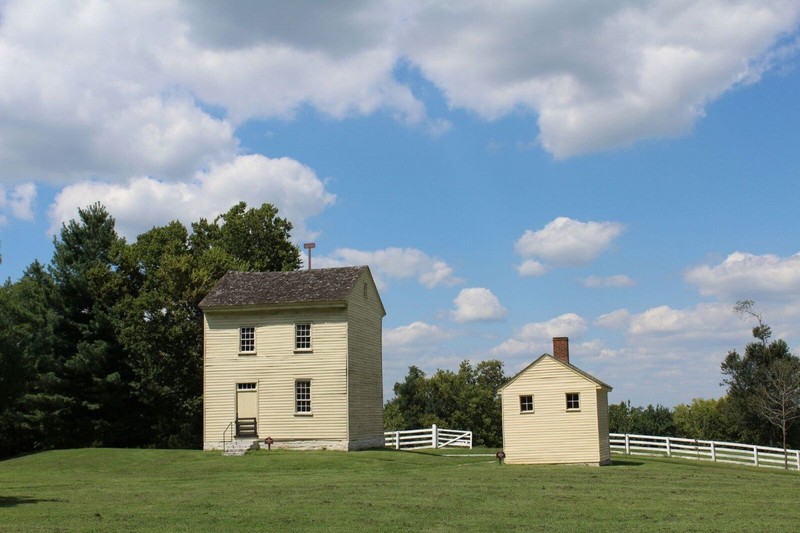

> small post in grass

[
  {"left": 264, "top": 436, "right": 274, "bottom": 451},
  {"left": 496, "top": 450, "right": 506, "bottom": 465}
]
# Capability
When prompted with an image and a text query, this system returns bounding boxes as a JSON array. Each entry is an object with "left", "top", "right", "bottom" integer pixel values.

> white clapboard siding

[
  {"left": 346, "top": 270, "right": 385, "bottom": 441},
  {"left": 203, "top": 307, "right": 349, "bottom": 443}
]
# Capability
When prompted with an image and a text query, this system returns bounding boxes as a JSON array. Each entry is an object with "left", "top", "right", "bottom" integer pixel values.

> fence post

[
  {"left": 625, "top": 434, "right": 630, "bottom": 455},
  {"left": 432, "top": 424, "right": 438, "bottom": 448},
  {"left": 796, "top": 450, "right": 799, "bottom": 471},
  {"left": 666, "top": 437, "right": 671, "bottom": 458},
  {"left": 753, "top": 445, "right": 759, "bottom": 467},
  {"left": 710, "top": 441, "right": 716, "bottom": 462},
  {"left": 395, "top": 431, "right": 400, "bottom": 450},
  {"left": 469, "top": 431, "right": 473, "bottom": 449}
]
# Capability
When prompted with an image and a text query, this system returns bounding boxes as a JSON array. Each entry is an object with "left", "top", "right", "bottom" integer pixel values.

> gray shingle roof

[{"left": 199, "top": 266, "right": 368, "bottom": 309}]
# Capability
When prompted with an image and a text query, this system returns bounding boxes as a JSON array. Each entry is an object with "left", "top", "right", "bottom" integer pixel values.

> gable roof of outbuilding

[
  {"left": 498, "top": 354, "right": 612, "bottom": 393},
  {"left": 199, "top": 266, "right": 384, "bottom": 314}
]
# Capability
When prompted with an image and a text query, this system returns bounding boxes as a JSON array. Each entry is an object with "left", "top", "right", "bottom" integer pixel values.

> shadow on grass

[
  {"left": 608, "top": 459, "right": 644, "bottom": 467},
  {"left": 0, "top": 496, "right": 66, "bottom": 508}
]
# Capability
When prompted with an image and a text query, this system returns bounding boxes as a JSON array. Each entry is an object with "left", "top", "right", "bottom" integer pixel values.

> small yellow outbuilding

[{"left": 498, "top": 337, "right": 613, "bottom": 465}]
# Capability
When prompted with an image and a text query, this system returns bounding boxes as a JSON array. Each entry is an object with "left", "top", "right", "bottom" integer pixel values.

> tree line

[
  {"left": 387, "top": 302, "right": 800, "bottom": 452},
  {"left": 0, "top": 202, "right": 300, "bottom": 457},
  {"left": 3, "top": 202, "right": 798, "bottom": 457}
]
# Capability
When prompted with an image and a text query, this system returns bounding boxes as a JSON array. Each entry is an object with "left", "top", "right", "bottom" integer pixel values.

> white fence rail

[
  {"left": 610, "top": 433, "right": 800, "bottom": 470},
  {"left": 384, "top": 424, "right": 473, "bottom": 450}
]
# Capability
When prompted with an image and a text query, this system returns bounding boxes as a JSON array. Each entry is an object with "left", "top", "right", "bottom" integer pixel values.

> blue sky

[{"left": 2, "top": 1, "right": 800, "bottom": 407}]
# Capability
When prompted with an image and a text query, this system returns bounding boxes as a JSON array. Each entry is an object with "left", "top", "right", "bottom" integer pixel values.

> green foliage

[
  {"left": 45, "top": 204, "right": 136, "bottom": 448},
  {"left": 722, "top": 304, "right": 800, "bottom": 447},
  {"left": 2, "top": 449, "right": 800, "bottom": 532},
  {"left": 673, "top": 397, "right": 737, "bottom": 442},
  {"left": 0, "top": 201, "right": 300, "bottom": 457},
  {"left": 386, "top": 360, "right": 507, "bottom": 446},
  {"left": 609, "top": 401, "right": 676, "bottom": 436},
  {"left": 190, "top": 201, "right": 300, "bottom": 272},
  {"left": 750, "top": 357, "right": 800, "bottom": 456}
]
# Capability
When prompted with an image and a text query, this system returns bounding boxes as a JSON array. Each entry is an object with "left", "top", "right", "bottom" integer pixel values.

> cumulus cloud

[
  {"left": 0, "top": 2, "right": 239, "bottom": 183},
  {"left": 517, "top": 313, "right": 589, "bottom": 340},
  {"left": 626, "top": 303, "right": 745, "bottom": 345},
  {"left": 685, "top": 251, "right": 800, "bottom": 301},
  {"left": 515, "top": 217, "right": 625, "bottom": 274},
  {"left": 595, "top": 309, "right": 632, "bottom": 331},
  {"left": 47, "top": 155, "right": 335, "bottom": 240},
  {"left": 317, "top": 247, "right": 462, "bottom": 289},
  {"left": 0, "top": 183, "right": 36, "bottom": 225},
  {"left": 451, "top": 288, "right": 507, "bottom": 323},
  {"left": 492, "top": 313, "right": 588, "bottom": 356},
  {"left": 402, "top": 1, "right": 800, "bottom": 158},
  {"left": 0, "top": 0, "right": 796, "bottom": 187},
  {"left": 384, "top": 321, "right": 457, "bottom": 350},
  {"left": 516, "top": 259, "right": 548, "bottom": 277},
  {"left": 582, "top": 274, "right": 635, "bottom": 288}
]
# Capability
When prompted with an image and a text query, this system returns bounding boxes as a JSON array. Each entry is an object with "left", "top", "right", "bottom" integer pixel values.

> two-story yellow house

[{"left": 199, "top": 266, "right": 386, "bottom": 451}]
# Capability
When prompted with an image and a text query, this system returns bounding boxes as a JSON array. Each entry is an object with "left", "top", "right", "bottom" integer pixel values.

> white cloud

[
  {"left": 595, "top": 309, "right": 632, "bottom": 330},
  {"left": 317, "top": 247, "right": 462, "bottom": 289},
  {"left": 0, "top": 0, "right": 795, "bottom": 187},
  {"left": 402, "top": 1, "right": 800, "bottom": 158},
  {"left": 451, "top": 288, "right": 507, "bottom": 323},
  {"left": 492, "top": 313, "right": 588, "bottom": 356},
  {"left": 685, "top": 251, "right": 800, "bottom": 301},
  {"left": 384, "top": 321, "right": 457, "bottom": 350},
  {"left": 0, "top": 2, "right": 238, "bottom": 183},
  {"left": 626, "top": 303, "right": 746, "bottom": 346},
  {"left": 582, "top": 274, "right": 635, "bottom": 288},
  {"left": 0, "top": 183, "right": 36, "bottom": 225},
  {"left": 516, "top": 259, "right": 548, "bottom": 277},
  {"left": 47, "top": 155, "right": 335, "bottom": 240},
  {"left": 517, "top": 313, "right": 589, "bottom": 340},
  {"left": 515, "top": 217, "right": 625, "bottom": 272}
]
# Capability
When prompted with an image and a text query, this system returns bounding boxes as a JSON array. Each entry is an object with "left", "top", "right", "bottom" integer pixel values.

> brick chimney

[{"left": 553, "top": 337, "right": 569, "bottom": 364}]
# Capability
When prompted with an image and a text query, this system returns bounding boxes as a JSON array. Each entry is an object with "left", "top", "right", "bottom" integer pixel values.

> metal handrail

[{"left": 222, "top": 420, "right": 234, "bottom": 454}]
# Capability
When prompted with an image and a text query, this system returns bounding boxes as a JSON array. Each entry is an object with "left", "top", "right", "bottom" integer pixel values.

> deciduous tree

[
  {"left": 722, "top": 300, "right": 799, "bottom": 447},
  {"left": 750, "top": 358, "right": 800, "bottom": 467}
]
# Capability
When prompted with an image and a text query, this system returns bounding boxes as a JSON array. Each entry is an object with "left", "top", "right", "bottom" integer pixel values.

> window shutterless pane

[
  {"left": 295, "top": 380, "right": 311, "bottom": 413},
  {"left": 295, "top": 323, "right": 311, "bottom": 350},
  {"left": 566, "top": 393, "right": 580, "bottom": 410},
  {"left": 240, "top": 327, "right": 255, "bottom": 352},
  {"left": 520, "top": 395, "right": 534, "bottom": 412}
]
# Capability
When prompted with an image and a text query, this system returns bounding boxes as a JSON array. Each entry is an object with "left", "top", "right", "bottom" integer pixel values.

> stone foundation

[
  {"left": 347, "top": 436, "right": 386, "bottom": 450},
  {"left": 204, "top": 435, "right": 385, "bottom": 452}
]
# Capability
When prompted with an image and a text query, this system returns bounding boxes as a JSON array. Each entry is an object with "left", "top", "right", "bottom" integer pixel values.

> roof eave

[
  {"left": 498, "top": 354, "right": 612, "bottom": 393},
  {"left": 201, "top": 300, "right": 349, "bottom": 313}
]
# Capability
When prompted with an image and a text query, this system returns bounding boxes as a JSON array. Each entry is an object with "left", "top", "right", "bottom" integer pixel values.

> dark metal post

[{"left": 303, "top": 243, "right": 315, "bottom": 270}]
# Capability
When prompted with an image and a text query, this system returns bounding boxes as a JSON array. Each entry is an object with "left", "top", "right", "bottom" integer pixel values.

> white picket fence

[
  {"left": 384, "top": 424, "right": 473, "bottom": 450},
  {"left": 610, "top": 433, "right": 800, "bottom": 470}
]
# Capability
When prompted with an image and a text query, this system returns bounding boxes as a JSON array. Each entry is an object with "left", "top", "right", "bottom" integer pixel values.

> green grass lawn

[{"left": 1, "top": 448, "right": 798, "bottom": 532}]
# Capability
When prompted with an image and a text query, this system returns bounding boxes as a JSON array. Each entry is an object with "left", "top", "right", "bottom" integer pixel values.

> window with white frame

[
  {"left": 237, "top": 382, "right": 257, "bottom": 391},
  {"left": 520, "top": 395, "right": 534, "bottom": 413},
  {"left": 295, "top": 323, "right": 311, "bottom": 350},
  {"left": 566, "top": 392, "right": 580, "bottom": 410},
  {"left": 295, "top": 380, "right": 311, "bottom": 413},
  {"left": 239, "top": 327, "right": 255, "bottom": 354}
]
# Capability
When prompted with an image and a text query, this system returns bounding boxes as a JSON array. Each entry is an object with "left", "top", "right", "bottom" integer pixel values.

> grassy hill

[{"left": 1, "top": 448, "right": 798, "bottom": 532}]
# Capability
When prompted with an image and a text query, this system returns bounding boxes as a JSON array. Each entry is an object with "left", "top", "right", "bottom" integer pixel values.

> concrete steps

[{"left": 223, "top": 438, "right": 260, "bottom": 457}]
